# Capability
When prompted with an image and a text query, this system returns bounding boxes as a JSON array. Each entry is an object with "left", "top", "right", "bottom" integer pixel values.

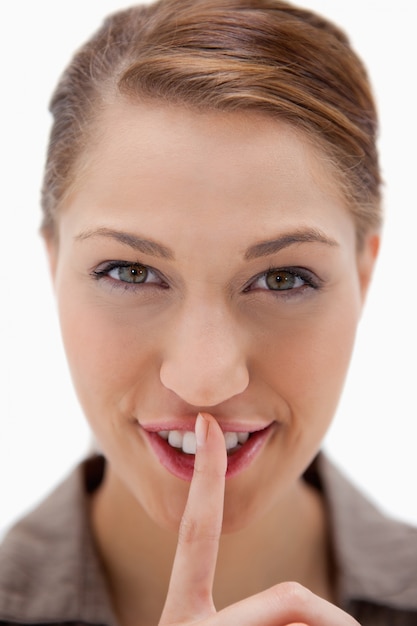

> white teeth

[
  {"left": 158, "top": 429, "right": 251, "bottom": 455},
  {"left": 168, "top": 430, "right": 183, "bottom": 448},
  {"left": 224, "top": 432, "right": 239, "bottom": 450},
  {"left": 182, "top": 431, "right": 197, "bottom": 455}
]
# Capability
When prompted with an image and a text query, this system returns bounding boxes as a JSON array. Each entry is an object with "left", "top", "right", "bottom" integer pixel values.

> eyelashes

[
  {"left": 92, "top": 261, "right": 168, "bottom": 290},
  {"left": 244, "top": 267, "right": 320, "bottom": 294},
  {"left": 92, "top": 261, "right": 321, "bottom": 297}
]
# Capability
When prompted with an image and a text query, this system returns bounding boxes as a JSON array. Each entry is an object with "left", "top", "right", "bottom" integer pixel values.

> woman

[{"left": 1, "top": 0, "right": 416, "bottom": 624}]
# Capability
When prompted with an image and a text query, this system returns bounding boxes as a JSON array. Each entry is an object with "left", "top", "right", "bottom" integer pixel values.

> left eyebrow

[
  {"left": 243, "top": 228, "right": 339, "bottom": 260},
  {"left": 75, "top": 227, "right": 175, "bottom": 260}
]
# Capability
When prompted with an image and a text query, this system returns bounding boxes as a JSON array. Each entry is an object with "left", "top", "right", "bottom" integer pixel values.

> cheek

[
  {"left": 253, "top": 294, "right": 360, "bottom": 424},
  {"left": 57, "top": 290, "right": 191, "bottom": 530},
  {"left": 222, "top": 296, "right": 361, "bottom": 528},
  {"left": 57, "top": 289, "right": 159, "bottom": 421}
]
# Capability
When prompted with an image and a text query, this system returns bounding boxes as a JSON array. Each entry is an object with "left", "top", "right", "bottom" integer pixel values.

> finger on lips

[
  {"left": 159, "top": 416, "right": 359, "bottom": 626},
  {"left": 159, "top": 413, "right": 227, "bottom": 624}
]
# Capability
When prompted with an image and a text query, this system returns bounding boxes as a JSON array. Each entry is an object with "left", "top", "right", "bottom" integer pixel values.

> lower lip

[{"left": 142, "top": 424, "right": 276, "bottom": 481}]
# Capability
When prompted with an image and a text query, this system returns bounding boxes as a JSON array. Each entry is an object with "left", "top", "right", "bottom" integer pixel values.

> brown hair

[{"left": 41, "top": 0, "right": 382, "bottom": 242}]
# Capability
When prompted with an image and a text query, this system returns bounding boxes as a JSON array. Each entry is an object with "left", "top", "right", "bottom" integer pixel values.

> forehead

[{"left": 61, "top": 98, "right": 351, "bottom": 241}]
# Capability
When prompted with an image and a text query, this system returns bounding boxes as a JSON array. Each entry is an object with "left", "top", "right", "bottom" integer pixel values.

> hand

[{"left": 159, "top": 413, "right": 359, "bottom": 626}]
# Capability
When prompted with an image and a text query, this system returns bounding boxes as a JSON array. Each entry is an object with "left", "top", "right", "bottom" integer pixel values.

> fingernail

[{"left": 195, "top": 412, "right": 209, "bottom": 446}]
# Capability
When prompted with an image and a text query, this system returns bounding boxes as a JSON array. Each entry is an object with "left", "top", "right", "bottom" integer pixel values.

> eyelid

[
  {"left": 92, "top": 260, "right": 168, "bottom": 287},
  {"left": 244, "top": 266, "right": 321, "bottom": 292}
]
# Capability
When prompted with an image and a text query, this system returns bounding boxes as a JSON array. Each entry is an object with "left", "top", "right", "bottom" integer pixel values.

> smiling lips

[{"left": 142, "top": 422, "right": 275, "bottom": 481}]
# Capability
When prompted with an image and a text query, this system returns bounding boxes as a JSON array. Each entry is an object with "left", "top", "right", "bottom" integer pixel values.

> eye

[
  {"left": 247, "top": 267, "right": 317, "bottom": 293},
  {"left": 93, "top": 261, "right": 167, "bottom": 288},
  {"left": 109, "top": 264, "right": 151, "bottom": 284}
]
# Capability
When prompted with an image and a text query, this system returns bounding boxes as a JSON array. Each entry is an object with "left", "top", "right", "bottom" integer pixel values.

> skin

[{"left": 45, "top": 100, "right": 378, "bottom": 625}]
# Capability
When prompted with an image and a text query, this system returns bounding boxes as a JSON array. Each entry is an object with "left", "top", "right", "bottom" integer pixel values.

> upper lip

[{"left": 139, "top": 420, "right": 274, "bottom": 434}]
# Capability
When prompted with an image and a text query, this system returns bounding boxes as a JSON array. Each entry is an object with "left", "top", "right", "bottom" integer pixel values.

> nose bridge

[{"left": 160, "top": 299, "right": 249, "bottom": 407}]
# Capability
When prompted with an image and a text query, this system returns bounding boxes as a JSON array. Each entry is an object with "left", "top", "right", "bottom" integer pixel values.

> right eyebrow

[{"left": 75, "top": 227, "right": 175, "bottom": 260}]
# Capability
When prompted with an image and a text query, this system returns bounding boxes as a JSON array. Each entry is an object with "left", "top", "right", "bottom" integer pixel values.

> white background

[{"left": 1, "top": 1, "right": 416, "bottom": 536}]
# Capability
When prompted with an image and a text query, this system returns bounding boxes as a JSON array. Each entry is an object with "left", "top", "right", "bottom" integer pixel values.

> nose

[{"left": 160, "top": 303, "right": 249, "bottom": 407}]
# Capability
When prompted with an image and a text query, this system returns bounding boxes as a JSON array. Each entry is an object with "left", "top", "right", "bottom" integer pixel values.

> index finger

[{"left": 160, "top": 412, "right": 227, "bottom": 624}]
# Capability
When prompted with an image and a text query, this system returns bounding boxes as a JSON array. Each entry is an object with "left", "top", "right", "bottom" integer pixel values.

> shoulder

[
  {"left": 0, "top": 456, "right": 116, "bottom": 626},
  {"left": 316, "top": 454, "right": 417, "bottom": 623}
]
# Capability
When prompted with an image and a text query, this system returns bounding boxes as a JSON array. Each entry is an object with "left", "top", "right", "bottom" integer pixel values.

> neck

[
  {"left": 91, "top": 466, "right": 334, "bottom": 626},
  {"left": 214, "top": 479, "right": 334, "bottom": 608}
]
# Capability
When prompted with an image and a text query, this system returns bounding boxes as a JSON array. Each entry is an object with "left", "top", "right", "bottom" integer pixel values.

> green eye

[
  {"left": 247, "top": 267, "right": 315, "bottom": 294},
  {"left": 265, "top": 270, "right": 300, "bottom": 290},
  {"left": 93, "top": 261, "right": 168, "bottom": 291},
  {"left": 109, "top": 264, "right": 148, "bottom": 283}
]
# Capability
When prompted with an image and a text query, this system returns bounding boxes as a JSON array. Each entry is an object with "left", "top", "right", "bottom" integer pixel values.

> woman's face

[{"left": 47, "top": 100, "right": 378, "bottom": 532}]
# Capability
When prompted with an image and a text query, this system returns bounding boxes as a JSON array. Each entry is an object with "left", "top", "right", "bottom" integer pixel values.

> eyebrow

[
  {"left": 75, "top": 226, "right": 337, "bottom": 262},
  {"left": 75, "top": 227, "right": 175, "bottom": 260},
  {"left": 244, "top": 228, "right": 338, "bottom": 260}
]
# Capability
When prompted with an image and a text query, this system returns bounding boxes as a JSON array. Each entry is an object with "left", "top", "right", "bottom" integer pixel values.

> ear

[{"left": 357, "top": 232, "right": 380, "bottom": 305}]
